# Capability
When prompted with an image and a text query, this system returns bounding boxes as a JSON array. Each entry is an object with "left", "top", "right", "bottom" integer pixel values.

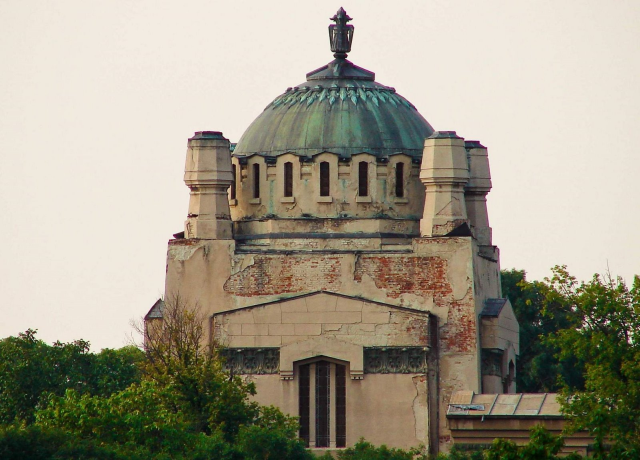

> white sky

[{"left": 1, "top": 1, "right": 639, "bottom": 350}]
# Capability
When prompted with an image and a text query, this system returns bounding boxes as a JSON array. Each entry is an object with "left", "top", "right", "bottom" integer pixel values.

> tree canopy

[
  {"left": 0, "top": 329, "right": 143, "bottom": 425},
  {"left": 500, "top": 269, "right": 584, "bottom": 393},
  {"left": 543, "top": 267, "right": 640, "bottom": 457},
  {"left": 0, "top": 296, "right": 313, "bottom": 459}
]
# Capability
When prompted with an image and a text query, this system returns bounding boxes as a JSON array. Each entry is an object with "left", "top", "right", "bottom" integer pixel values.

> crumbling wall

[{"left": 164, "top": 235, "right": 484, "bottom": 451}]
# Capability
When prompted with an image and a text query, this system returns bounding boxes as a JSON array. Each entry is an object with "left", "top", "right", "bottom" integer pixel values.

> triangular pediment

[
  {"left": 213, "top": 291, "right": 431, "bottom": 317},
  {"left": 213, "top": 291, "right": 432, "bottom": 352}
]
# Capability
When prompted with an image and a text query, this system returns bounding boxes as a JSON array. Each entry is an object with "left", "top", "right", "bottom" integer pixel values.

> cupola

[{"left": 229, "top": 8, "right": 434, "bottom": 238}]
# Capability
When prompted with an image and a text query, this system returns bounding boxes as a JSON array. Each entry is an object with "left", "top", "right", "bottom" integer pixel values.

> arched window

[
  {"left": 395, "top": 162, "right": 404, "bottom": 198},
  {"left": 299, "top": 360, "right": 347, "bottom": 448},
  {"left": 252, "top": 163, "right": 260, "bottom": 199},
  {"left": 284, "top": 162, "right": 293, "bottom": 197},
  {"left": 230, "top": 164, "right": 237, "bottom": 200},
  {"left": 503, "top": 360, "right": 515, "bottom": 393},
  {"left": 320, "top": 162, "right": 330, "bottom": 197},
  {"left": 358, "top": 161, "right": 369, "bottom": 197}
]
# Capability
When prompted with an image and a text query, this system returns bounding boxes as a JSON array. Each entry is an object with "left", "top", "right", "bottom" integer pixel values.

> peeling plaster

[
  {"left": 447, "top": 247, "right": 473, "bottom": 301},
  {"left": 231, "top": 255, "right": 256, "bottom": 275},
  {"left": 169, "top": 243, "right": 202, "bottom": 261},
  {"left": 412, "top": 375, "right": 428, "bottom": 443}
]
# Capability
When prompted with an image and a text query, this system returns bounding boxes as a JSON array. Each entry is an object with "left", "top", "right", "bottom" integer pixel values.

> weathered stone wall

[
  {"left": 230, "top": 152, "right": 424, "bottom": 221},
  {"left": 164, "top": 235, "right": 495, "bottom": 451},
  {"left": 249, "top": 372, "right": 428, "bottom": 451}
]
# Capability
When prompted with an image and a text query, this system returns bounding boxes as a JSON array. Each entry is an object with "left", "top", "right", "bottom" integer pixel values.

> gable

[
  {"left": 212, "top": 291, "right": 432, "bottom": 349},
  {"left": 480, "top": 298, "right": 519, "bottom": 354}
]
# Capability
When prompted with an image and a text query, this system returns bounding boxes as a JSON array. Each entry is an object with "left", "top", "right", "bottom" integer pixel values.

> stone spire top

[{"left": 329, "top": 7, "right": 354, "bottom": 58}]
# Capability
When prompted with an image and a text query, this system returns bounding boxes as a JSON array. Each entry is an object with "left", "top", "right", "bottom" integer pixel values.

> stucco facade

[{"left": 154, "top": 8, "right": 519, "bottom": 455}]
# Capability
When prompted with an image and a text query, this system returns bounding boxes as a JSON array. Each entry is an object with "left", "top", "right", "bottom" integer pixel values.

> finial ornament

[{"left": 329, "top": 7, "right": 354, "bottom": 59}]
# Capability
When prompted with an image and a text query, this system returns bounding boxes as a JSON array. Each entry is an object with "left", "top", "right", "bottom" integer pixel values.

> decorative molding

[
  {"left": 364, "top": 347, "right": 428, "bottom": 374},
  {"left": 221, "top": 348, "right": 280, "bottom": 375},
  {"left": 268, "top": 85, "right": 415, "bottom": 110}
]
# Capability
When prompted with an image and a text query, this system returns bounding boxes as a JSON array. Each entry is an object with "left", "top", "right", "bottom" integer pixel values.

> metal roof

[
  {"left": 480, "top": 298, "right": 508, "bottom": 317},
  {"left": 448, "top": 391, "right": 563, "bottom": 418},
  {"left": 145, "top": 299, "right": 165, "bottom": 320}
]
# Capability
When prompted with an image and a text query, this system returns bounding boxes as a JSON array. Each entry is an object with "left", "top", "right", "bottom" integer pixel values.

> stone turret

[
  {"left": 184, "top": 131, "right": 233, "bottom": 239},
  {"left": 464, "top": 140, "right": 493, "bottom": 245},
  {"left": 419, "top": 131, "right": 470, "bottom": 237}
]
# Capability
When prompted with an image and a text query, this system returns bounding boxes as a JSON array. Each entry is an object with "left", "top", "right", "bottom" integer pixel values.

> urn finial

[{"left": 329, "top": 7, "right": 354, "bottom": 59}]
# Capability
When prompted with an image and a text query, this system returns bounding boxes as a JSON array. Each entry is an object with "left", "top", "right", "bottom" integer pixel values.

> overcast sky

[{"left": 1, "top": 0, "right": 639, "bottom": 350}]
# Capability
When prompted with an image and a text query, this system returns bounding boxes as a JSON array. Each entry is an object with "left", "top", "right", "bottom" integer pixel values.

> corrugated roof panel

[
  {"left": 491, "top": 394, "right": 521, "bottom": 415},
  {"left": 448, "top": 392, "right": 564, "bottom": 418},
  {"left": 540, "top": 394, "right": 563, "bottom": 416}
]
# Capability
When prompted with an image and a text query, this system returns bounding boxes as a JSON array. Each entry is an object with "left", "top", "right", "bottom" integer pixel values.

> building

[{"left": 154, "top": 8, "right": 519, "bottom": 454}]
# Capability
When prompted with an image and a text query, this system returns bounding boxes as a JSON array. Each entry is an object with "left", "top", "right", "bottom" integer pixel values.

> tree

[
  {"left": 132, "top": 294, "right": 263, "bottom": 440},
  {"left": 427, "top": 426, "right": 583, "bottom": 460},
  {"left": 316, "top": 439, "right": 421, "bottom": 460},
  {"left": 543, "top": 266, "right": 640, "bottom": 457},
  {"left": 0, "top": 329, "right": 143, "bottom": 424},
  {"left": 122, "top": 294, "right": 312, "bottom": 458},
  {"left": 501, "top": 269, "right": 584, "bottom": 392},
  {"left": 35, "top": 381, "right": 229, "bottom": 459},
  {"left": 1, "top": 295, "right": 312, "bottom": 459}
]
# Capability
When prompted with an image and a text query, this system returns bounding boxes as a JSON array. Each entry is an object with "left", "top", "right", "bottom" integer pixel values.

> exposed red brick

[{"left": 223, "top": 250, "right": 477, "bottom": 354}]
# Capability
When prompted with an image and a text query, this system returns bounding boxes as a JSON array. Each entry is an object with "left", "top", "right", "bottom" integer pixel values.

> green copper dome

[{"left": 233, "top": 10, "right": 434, "bottom": 160}]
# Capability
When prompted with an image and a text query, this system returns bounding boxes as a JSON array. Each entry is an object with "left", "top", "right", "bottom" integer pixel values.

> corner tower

[{"left": 160, "top": 8, "right": 518, "bottom": 454}]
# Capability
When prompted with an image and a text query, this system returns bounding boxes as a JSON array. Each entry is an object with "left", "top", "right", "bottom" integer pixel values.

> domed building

[{"left": 156, "top": 8, "right": 519, "bottom": 454}]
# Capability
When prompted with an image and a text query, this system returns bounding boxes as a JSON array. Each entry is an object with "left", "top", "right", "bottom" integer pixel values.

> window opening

[
  {"left": 395, "top": 163, "right": 404, "bottom": 198},
  {"left": 253, "top": 163, "right": 260, "bottom": 199},
  {"left": 231, "top": 164, "right": 237, "bottom": 200},
  {"left": 299, "top": 364, "right": 310, "bottom": 447},
  {"left": 284, "top": 162, "right": 293, "bottom": 197},
  {"left": 335, "top": 364, "right": 346, "bottom": 447},
  {"left": 504, "top": 360, "right": 515, "bottom": 393},
  {"left": 316, "top": 361, "right": 331, "bottom": 448},
  {"left": 298, "top": 360, "right": 347, "bottom": 448},
  {"left": 358, "top": 161, "right": 369, "bottom": 197},
  {"left": 320, "top": 162, "right": 330, "bottom": 196}
]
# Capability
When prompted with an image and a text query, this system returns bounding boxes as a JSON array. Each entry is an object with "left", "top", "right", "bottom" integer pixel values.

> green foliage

[
  {"left": 36, "top": 382, "right": 194, "bottom": 456},
  {"left": 501, "top": 269, "right": 584, "bottom": 392},
  {"left": 0, "top": 296, "right": 313, "bottom": 459},
  {"left": 0, "top": 424, "right": 131, "bottom": 460},
  {"left": 543, "top": 266, "right": 640, "bottom": 456},
  {"left": 317, "top": 439, "right": 421, "bottom": 460},
  {"left": 484, "top": 425, "right": 565, "bottom": 460},
  {"left": 0, "top": 329, "right": 143, "bottom": 424},
  {"left": 433, "top": 426, "right": 583, "bottom": 460}
]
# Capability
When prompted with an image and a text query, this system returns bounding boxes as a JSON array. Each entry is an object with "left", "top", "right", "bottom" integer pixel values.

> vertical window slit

[
  {"left": 284, "top": 162, "right": 293, "bottom": 197},
  {"left": 320, "top": 162, "right": 330, "bottom": 197},
  {"left": 253, "top": 163, "right": 260, "bottom": 199},
  {"left": 358, "top": 161, "right": 369, "bottom": 197},
  {"left": 395, "top": 162, "right": 404, "bottom": 198},
  {"left": 316, "top": 361, "right": 330, "bottom": 447},
  {"left": 335, "top": 364, "right": 346, "bottom": 448},
  {"left": 231, "top": 164, "right": 237, "bottom": 200},
  {"left": 299, "top": 364, "right": 310, "bottom": 447}
]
